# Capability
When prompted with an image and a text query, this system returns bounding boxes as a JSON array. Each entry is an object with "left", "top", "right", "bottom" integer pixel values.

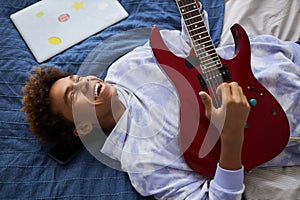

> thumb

[
  {"left": 199, "top": 91, "right": 212, "bottom": 107},
  {"left": 199, "top": 91, "right": 213, "bottom": 117}
]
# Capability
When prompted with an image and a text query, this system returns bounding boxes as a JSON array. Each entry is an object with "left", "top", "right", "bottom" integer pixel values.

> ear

[{"left": 73, "top": 121, "right": 93, "bottom": 137}]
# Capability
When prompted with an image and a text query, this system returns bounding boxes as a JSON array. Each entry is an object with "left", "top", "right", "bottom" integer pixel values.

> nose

[{"left": 74, "top": 77, "right": 89, "bottom": 94}]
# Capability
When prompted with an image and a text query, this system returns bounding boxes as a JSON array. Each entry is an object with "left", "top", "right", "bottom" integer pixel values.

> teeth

[
  {"left": 98, "top": 85, "right": 102, "bottom": 95},
  {"left": 95, "top": 82, "right": 100, "bottom": 98}
]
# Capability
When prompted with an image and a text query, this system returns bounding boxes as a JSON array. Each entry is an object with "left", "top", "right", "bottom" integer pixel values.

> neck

[
  {"left": 101, "top": 93, "right": 126, "bottom": 131},
  {"left": 111, "top": 100, "right": 126, "bottom": 126}
]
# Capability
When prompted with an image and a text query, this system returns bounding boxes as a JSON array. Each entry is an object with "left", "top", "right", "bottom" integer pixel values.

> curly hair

[{"left": 21, "top": 66, "right": 79, "bottom": 145}]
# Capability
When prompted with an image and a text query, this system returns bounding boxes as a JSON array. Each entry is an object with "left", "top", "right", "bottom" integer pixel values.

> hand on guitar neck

[{"left": 199, "top": 82, "right": 251, "bottom": 170}]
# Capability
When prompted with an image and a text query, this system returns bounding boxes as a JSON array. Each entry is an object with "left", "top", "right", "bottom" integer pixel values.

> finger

[
  {"left": 216, "top": 83, "right": 231, "bottom": 106},
  {"left": 199, "top": 91, "right": 213, "bottom": 117},
  {"left": 230, "top": 82, "right": 249, "bottom": 106},
  {"left": 195, "top": 0, "right": 200, "bottom": 8},
  {"left": 237, "top": 84, "right": 246, "bottom": 101},
  {"left": 240, "top": 88, "right": 248, "bottom": 104},
  {"left": 199, "top": 91, "right": 212, "bottom": 108},
  {"left": 230, "top": 83, "right": 251, "bottom": 109},
  {"left": 242, "top": 93, "right": 251, "bottom": 109},
  {"left": 229, "top": 82, "right": 243, "bottom": 100}
]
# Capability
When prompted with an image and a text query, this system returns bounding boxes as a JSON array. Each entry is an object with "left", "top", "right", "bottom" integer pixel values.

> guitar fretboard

[
  {"left": 176, "top": 0, "right": 222, "bottom": 73},
  {"left": 176, "top": 0, "right": 226, "bottom": 107}
]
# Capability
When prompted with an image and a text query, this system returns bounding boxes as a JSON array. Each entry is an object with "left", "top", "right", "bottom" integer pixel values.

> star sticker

[{"left": 71, "top": 1, "right": 84, "bottom": 11}]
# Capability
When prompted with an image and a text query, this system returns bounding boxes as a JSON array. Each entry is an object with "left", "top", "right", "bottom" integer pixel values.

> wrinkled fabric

[{"left": 217, "top": 35, "right": 300, "bottom": 167}]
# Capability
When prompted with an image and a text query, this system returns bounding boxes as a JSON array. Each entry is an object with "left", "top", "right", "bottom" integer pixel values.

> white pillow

[{"left": 219, "top": 0, "right": 300, "bottom": 47}]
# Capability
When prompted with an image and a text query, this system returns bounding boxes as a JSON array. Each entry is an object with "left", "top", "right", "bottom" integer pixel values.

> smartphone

[{"left": 48, "top": 141, "right": 85, "bottom": 165}]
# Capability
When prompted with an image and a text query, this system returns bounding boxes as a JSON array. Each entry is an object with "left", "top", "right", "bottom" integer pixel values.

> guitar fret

[
  {"left": 189, "top": 31, "right": 208, "bottom": 42},
  {"left": 196, "top": 53, "right": 216, "bottom": 61},
  {"left": 194, "top": 42, "right": 214, "bottom": 52},
  {"left": 204, "top": 64, "right": 224, "bottom": 74},
  {"left": 193, "top": 35, "right": 211, "bottom": 43},
  {"left": 189, "top": 31, "right": 209, "bottom": 39},
  {"left": 194, "top": 41, "right": 213, "bottom": 48},
  {"left": 183, "top": 15, "right": 202, "bottom": 25},
  {"left": 194, "top": 40, "right": 211, "bottom": 50},
  {"left": 195, "top": 52, "right": 219, "bottom": 62},
  {"left": 182, "top": 9, "right": 201, "bottom": 18},
  {"left": 191, "top": 33, "right": 210, "bottom": 41},
  {"left": 179, "top": 6, "right": 197, "bottom": 14},
  {"left": 197, "top": 54, "right": 220, "bottom": 67},
  {"left": 178, "top": 1, "right": 195, "bottom": 7},
  {"left": 196, "top": 48, "right": 216, "bottom": 58},
  {"left": 202, "top": 60, "right": 220, "bottom": 71},
  {"left": 188, "top": 26, "right": 208, "bottom": 35},
  {"left": 193, "top": 33, "right": 209, "bottom": 39},
  {"left": 193, "top": 35, "right": 210, "bottom": 43},
  {"left": 177, "top": 0, "right": 222, "bottom": 74},
  {"left": 184, "top": 17, "right": 204, "bottom": 26},
  {"left": 186, "top": 21, "right": 204, "bottom": 29},
  {"left": 177, "top": 0, "right": 198, "bottom": 9},
  {"left": 196, "top": 54, "right": 220, "bottom": 68},
  {"left": 199, "top": 52, "right": 218, "bottom": 63},
  {"left": 180, "top": 7, "right": 198, "bottom": 15},
  {"left": 185, "top": 21, "right": 204, "bottom": 29},
  {"left": 202, "top": 70, "right": 223, "bottom": 80},
  {"left": 202, "top": 57, "right": 220, "bottom": 68},
  {"left": 192, "top": 37, "right": 210, "bottom": 46},
  {"left": 187, "top": 25, "right": 207, "bottom": 34},
  {"left": 195, "top": 44, "right": 215, "bottom": 51},
  {"left": 184, "top": 19, "right": 201, "bottom": 27}
]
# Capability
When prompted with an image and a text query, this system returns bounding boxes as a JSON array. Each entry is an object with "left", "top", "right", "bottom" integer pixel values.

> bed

[
  {"left": 220, "top": 1, "right": 300, "bottom": 199},
  {"left": 0, "top": 0, "right": 224, "bottom": 199},
  {"left": 1, "top": 0, "right": 299, "bottom": 199}
]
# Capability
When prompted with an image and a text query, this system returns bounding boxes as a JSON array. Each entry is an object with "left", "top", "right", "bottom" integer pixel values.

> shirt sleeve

[
  {"left": 127, "top": 163, "right": 244, "bottom": 200},
  {"left": 209, "top": 164, "right": 245, "bottom": 199}
]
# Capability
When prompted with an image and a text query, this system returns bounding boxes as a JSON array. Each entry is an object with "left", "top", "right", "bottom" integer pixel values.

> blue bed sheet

[{"left": 0, "top": 0, "right": 224, "bottom": 199}]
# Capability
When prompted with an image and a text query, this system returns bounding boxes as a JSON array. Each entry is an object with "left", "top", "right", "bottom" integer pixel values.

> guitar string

[
  {"left": 180, "top": 0, "right": 223, "bottom": 72},
  {"left": 179, "top": 1, "right": 221, "bottom": 107},
  {"left": 178, "top": 2, "right": 219, "bottom": 106},
  {"left": 178, "top": 0, "right": 223, "bottom": 107}
]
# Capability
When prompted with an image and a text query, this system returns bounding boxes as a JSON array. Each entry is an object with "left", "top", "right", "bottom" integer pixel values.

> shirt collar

[{"left": 100, "top": 87, "right": 130, "bottom": 161}]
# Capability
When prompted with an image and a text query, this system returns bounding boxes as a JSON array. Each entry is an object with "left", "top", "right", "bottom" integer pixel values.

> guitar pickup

[
  {"left": 219, "top": 64, "right": 232, "bottom": 81},
  {"left": 197, "top": 74, "right": 208, "bottom": 90}
]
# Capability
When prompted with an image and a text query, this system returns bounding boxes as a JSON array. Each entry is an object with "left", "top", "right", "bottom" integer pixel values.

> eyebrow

[{"left": 63, "top": 75, "right": 73, "bottom": 106}]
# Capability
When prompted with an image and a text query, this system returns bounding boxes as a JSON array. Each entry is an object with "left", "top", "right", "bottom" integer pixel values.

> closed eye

[
  {"left": 76, "top": 76, "right": 80, "bottom": 83},
  {"left": 70, "top": 76, "right": 80, "bottom": 104}
]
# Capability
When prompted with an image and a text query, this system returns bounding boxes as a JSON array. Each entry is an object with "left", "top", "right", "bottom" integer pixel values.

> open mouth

[{"left": 94, "top": 82, "right": 102, "bottom": 100}]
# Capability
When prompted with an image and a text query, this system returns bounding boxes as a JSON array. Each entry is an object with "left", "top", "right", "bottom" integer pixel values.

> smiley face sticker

[
  {"left": 35, "top": 11, "right": 44, "bottom": 18},
  {"left": 48, "top": 36, "right": 62, "bottom": 45},
  {"left": 58, "top": 13, "right": 70, "bottom": 22}
]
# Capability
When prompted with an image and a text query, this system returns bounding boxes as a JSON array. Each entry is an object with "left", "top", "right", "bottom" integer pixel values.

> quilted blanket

[{"left": 0, "top": 0, "right": 224, "bottom": 199}]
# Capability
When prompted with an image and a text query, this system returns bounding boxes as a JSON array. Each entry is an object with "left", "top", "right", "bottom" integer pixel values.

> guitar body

[{"left": 150, "top": 24, "right": 290, "bottom": 178}]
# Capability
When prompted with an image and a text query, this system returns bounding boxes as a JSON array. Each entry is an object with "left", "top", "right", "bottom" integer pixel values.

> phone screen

[{"left": 48, "top": 141, "right": 85, "bottom": 165}]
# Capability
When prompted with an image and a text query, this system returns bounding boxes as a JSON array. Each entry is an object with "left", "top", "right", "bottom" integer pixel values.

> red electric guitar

[{"left": 150, "top": 0, "right": 290, "bottom": 178}]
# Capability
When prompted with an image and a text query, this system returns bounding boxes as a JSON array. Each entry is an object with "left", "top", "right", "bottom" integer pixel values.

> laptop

[{"left": 10, "top": 0, "right": 128, "bottom": 63}]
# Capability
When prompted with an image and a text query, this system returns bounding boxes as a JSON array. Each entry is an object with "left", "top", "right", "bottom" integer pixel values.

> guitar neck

[{"left": 175, "top": 0, "right": 221, "bottom": 71}]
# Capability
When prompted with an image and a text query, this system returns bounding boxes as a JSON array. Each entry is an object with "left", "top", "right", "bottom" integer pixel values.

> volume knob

[{"left": 249, "top": 99, "right": 257, "bottom": 107}]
